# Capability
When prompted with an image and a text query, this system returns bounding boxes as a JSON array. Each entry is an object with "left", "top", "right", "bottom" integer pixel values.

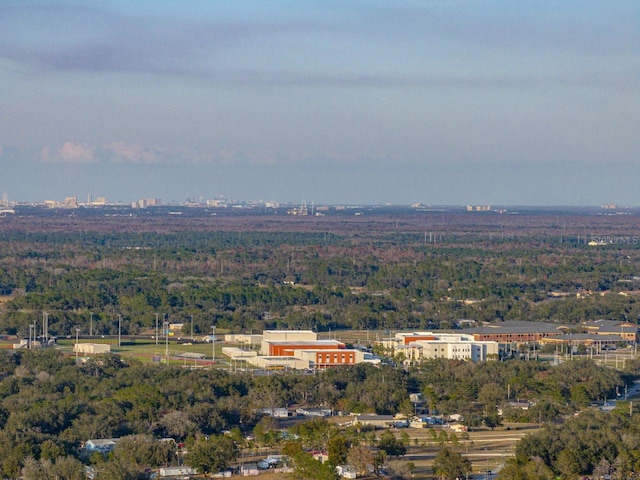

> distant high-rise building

[
  {"left": 1, "top": 192, "right": 8, "bottom": 206},
  {"left": 64, "top": 196, "right": 78, "bottom": 208},
  {"left": 87, "top": 194, "right": 92, "bottom": 204}
]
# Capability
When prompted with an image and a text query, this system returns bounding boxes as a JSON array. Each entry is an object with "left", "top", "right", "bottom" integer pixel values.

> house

[
  {"left": 336, "top": 465, "right": 357, "bottom": 479},
  {"left": 84, "top": 438, "right": 119, "bottom": 453},
  {"left": 159, "top": 466, "right": 195, "bottom": 477},
  {"left": 311, "top": 451, "right": 329, "bottom": 463},
  {"left": 296, "top": 407, "right": 332, "bottom": 417},
  {"left": 352, "top": 414, "right": 395, "bottom": 428},
  {"left": 259, "top": 407, "right": 290, "bottom": 418}
]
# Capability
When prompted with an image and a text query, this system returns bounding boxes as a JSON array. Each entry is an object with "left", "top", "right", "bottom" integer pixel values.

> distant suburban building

[
  {"left": 224, "top": 330, "right": 379, "bottom": 370},
  {"left": 259, "top": 407, "right": 290, "bottom": 418},
  {"left": 468, "top": 321, "right": 567, "bottom": 343},
  {"left": 294, "top": 348, "right": 363, "bottom": 368},
  {"left": 266, "top": 340, "right": 346, "bottom": 357},
  {"left": 84, "top": 438, "right": 119, "bottom": 453},
  {"left": 225, "top": 334, "right": 263, "bottom": 346},
  {"left": 378, "top": 331, "right": 499, "bottom": 364},
  {"left": 351, "top": 414, "right": 395, "bottom": 428},
  {"left": 159, "top": 466, "right": 196, "bottom": 477},
  {"left": 582, "top": 319, "right": 638, "bottom": 343},
  {"left": 74, "top": 343, "right": 111, "bottom": 355},
  {"left": 260, "top": 330, "right": 318, "bottom": 355}
]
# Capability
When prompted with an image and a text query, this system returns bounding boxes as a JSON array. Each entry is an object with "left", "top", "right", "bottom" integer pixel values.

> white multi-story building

[{"left": 379, "top": 331, "right": 499, "bottom": 364}]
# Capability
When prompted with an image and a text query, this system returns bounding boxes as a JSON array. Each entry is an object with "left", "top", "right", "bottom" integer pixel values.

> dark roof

[
  {"left": 583, "top": 319, "right": 637, "bottom": 332},
  {"left": 549, "top": 333, "right": 623, "bottom": 342},
  {"left": 470, "top": 321, "right": 565, "bottom": 335}
]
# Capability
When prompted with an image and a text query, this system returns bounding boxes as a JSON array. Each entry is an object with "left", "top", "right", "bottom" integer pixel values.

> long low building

[
  {"left": 245, "top": 355, "right": 311, "bottom": 370},
  {"left": 294, "top": 348, "right": 364, "bottom": 368},
  {"left": 221, "top": 347, "right": 258, "bottom": 360},
  {"left": 74, "top": 343, "right": 111, "bottom": 355},
  {"left": 225, "top": 334, "right": 263, "bottom": 346},
  {"left": 538, "top": 333, "right": 625, "bottom": 348},
  {"left": 582, "top": 319, "right": 638, "bottom": 343},
  {"left": 467, "top": 321, "right": 567, "bottom": 343}
]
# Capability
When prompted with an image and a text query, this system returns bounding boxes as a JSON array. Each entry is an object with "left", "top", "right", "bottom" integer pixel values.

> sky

[{"left": 0, "top": 1, "right": 638, "bottom": 205}]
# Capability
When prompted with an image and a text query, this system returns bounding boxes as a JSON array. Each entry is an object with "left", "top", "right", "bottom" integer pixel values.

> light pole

[
  {"left": 29, "top": 324, "right": 33, "bottom": 349},
  {"left": 211, "top": 325, "right": 216, "bottom": 365},
  {"left": 90, "top": 312, "right": 93, "bottom": 337},
  {"left": 164, "top": 321, "right": 169, "bottom": 363},
  {"left": 43, "top": 311, "right": 48, "bottom": 346},
  {"left": 190, "top": 315, "right": 194, "bottom": 341},
  {"left": 118, "top": 314, "right": 122, "bottom": 347},
  {"left": 155, "top": 313, "right": 159, "bottom": 346},
  {"left": 75, "top": 328, "right": 80, "bottom": 361}
]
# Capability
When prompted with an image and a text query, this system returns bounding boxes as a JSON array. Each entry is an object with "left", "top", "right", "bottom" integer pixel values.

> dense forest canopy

[
  {"left": 0, "top": 348, "right": 634, "bottom": 478},
  {"left": 1, "top": 207, "right": 640, "bottom": 337}
]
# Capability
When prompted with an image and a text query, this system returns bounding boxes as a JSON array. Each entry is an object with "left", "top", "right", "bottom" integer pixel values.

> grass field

[{"left": 50, "top": 337, "right": 231, "bottom": 368}]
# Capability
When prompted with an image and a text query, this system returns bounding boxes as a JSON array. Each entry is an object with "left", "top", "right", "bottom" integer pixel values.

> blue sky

[{"left": 1, "top": 1, "right": 638, "bottom": 205}]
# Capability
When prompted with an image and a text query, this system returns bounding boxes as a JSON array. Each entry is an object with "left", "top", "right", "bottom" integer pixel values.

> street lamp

[
  {"left": 211, "top": 325, "right": 216, "bottom": 365},
  {"left": 29, "top": 324, "right": 33, "bottom": 349},
  {"left": 155, "top": 313, "right": 159, "bottom": 346},
  {"left": 164, "top": 321, "right": 169, "bottom": 363},
  {"left": 90, "top": 312, "right": 93, "bottom": 337},
  {"left": 75, "top": 328, "right": 80, "bottom": 361},
  {"left": 190, "top": 315, "right": 194, "bottom": 341},
  {"left": 118, "top": 314, "right": 122, "bottom": 347},
  {"left": 43, "top": 311, "right": 48, "bottom": 346}
]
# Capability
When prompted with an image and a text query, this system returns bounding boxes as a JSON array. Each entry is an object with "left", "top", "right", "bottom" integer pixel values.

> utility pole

[
  {"left": 212, "top": 325, "right": 216, "bottom": 365},
  {"left": 190, "top": 315, "right": 194, "bottom": 341},
  {"left": 165, "top": 321, "right": 169, "bottom": 363},
  {"left": 155, "top": 313, "right": 159, "bottom": 346},
  {"left": 29, "top": 324, "right": 33, "bottom": 349},
  {"left": 43, "top": 311, "right": 48, "bottom": 346},
  {"left": 118, "top": 314, "right": 122, "bottom": 347},
  {"left": 90, "top": 312, "right": 93, "bottom": 337},
  {"left": 75, "top": 328, "right": 80, "bottom": 361}
]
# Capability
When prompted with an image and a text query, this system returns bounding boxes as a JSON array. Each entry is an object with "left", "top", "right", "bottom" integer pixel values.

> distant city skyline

[{"left": 1, "top": 2, "right": 638, "bottom": 205}]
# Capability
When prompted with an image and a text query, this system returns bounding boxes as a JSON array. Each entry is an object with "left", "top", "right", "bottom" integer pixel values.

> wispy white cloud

[
  {"left": 42, "top": 142, "right": 96, "bottom": 164},
  {"left": 105, "top": 142, "right": 158, "bottom": 164}
]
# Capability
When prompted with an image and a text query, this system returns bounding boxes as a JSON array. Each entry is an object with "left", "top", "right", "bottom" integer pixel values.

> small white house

[
  {"left": 159, "top": 466, "right": 195, "bottom": 477},
  {"left": 336, "top": 465, "right": 357, "bottom": 479},
  {"left": 260, "top": 407, "right": 290, "bottom": 418},
  {"left": 84, "top": 438, "right": 118, "bottom": 453}
]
